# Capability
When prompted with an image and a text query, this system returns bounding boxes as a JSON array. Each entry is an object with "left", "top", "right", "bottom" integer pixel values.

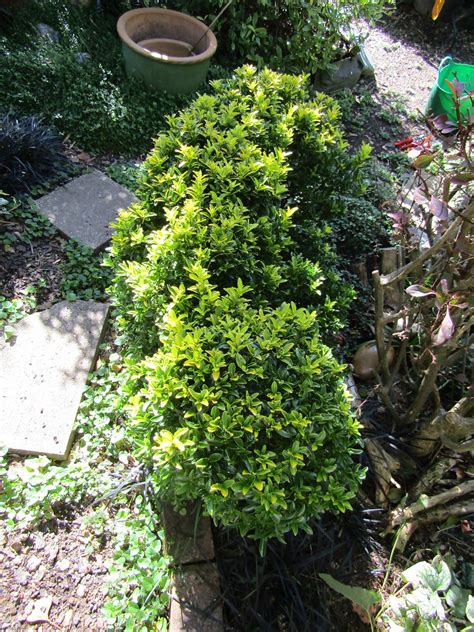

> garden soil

[{"left": 1, "top": 4, "right": 473, "bottom": 630}]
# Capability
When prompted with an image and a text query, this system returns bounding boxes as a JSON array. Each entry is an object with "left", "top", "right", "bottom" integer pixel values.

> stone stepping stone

[
  {"left": 35, "top": 170, "right": 137, "bottom": 252},
  {"left": 0, "top": 300, "right": 109, "bottom": 460},
  {"left": 170, "top": 563, "right": 223, "bottom": 632}
]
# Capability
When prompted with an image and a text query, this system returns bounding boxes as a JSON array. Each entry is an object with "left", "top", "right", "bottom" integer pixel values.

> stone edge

[{"left": 165, "top": 504, "right": 223, "bottom": 631}]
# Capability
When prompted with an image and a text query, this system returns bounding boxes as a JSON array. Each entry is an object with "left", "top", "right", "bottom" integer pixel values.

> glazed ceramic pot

[{"left": 117, "top": 8, "right": 217, "bottom": 94}]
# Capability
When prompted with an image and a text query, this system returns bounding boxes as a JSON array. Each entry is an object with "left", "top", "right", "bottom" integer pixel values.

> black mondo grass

[
  {"left": 214, "top": 508, "right": 382, "bottom": 632},
  {"left": 0, "top": 112, "right": 68, "bottom": 195}
]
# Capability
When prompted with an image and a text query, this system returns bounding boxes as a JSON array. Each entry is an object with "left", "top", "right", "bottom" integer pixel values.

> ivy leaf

[
  {"left": 406, "top": 285, "right": 436, "bottom": 298},
  {"left": 432, "top": 307, "right": 455, "bottom": 346},
  {"left": 319, "top": 573, "right": 380, "bottom": 612},
  {"left": 405, "top": 587, "right": 445, "bottom": 619}
]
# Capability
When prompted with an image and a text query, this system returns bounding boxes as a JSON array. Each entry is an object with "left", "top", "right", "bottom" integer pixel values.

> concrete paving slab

[
  {"left": 0, "top": 300, "right": 109, "bottom": 459},
  {"left": 169, "top": 563, "right": 223, "bottom": 632},
  {"left": 35, "top": 170, "right": 136, "bottom": 251}
]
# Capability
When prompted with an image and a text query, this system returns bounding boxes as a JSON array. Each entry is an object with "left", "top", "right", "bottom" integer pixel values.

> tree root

[
  {"left": 365, "top": 438, "right": 401, "bottom": 507},
  {"left": 409, "top": 397, "right": 474, "bottom": 458},
  {"left": 393, "top": 498, "right": 474, "bottom": 552},
  {"left": 408, "top": 456, "right": 458, "bottom": 501},
  {"left": 387, "top": 480, "right": 474, "bottom": 532}
]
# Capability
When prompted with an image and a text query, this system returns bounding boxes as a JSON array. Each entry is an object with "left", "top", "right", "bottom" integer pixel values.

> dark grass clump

[
  {"left": 0, "top": 112, "right": 68, "bottom": 195},
  {"left": 214, "top": 508, "right": 384, "bottom": 632}
]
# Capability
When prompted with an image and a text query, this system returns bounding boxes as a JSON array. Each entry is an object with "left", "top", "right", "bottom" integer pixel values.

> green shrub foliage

[
  {"left": 168, "top": 0, "right": 391, "bottom": 73},
  {"left": 110, "top": 67, "right": 366, "bottom": 544}
]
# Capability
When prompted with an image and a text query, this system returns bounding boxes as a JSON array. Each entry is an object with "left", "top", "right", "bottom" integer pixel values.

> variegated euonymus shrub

[{"left": 109, "top": 66, "right": 367, "bottom": 545}]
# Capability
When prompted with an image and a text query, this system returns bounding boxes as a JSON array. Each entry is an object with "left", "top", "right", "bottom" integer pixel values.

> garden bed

[{"left": 1, "top": 2, "right": 472, "bottom": 630}]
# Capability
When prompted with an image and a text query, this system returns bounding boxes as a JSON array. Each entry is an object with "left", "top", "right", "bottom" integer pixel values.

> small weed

[
  {"left": 0, "top": 196, "right": 56, "bottom": 249},
  {"left": 0, "top": 285, "right": 41, "bottom": 340}
]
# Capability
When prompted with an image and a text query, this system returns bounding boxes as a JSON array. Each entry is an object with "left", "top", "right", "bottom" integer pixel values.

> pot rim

[{"left": 117, "top": 7, "right": 217, "bottom": 66}]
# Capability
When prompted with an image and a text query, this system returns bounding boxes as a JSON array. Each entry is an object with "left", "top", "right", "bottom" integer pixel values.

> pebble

[
  {"left": 56, "top": 559, "right": 71, "bottom": 572},
  {"left": 63, "top": 609, "right": 74, "bottom": 626},
  {"left": 33, "top": 535, "right": 46, "bottom": 551},
  {"left": 13, "top": 569, "right": 29, "bottom": 586},
  {"left": 76, "top": 584, "right": 86, "bottom": 598},
  {"left": 10, "top": 539, "right": 25, "bottom": 553},
  {"left": 77, "top": 561, "right": 91, "bottom": 574},
  {"left": 26, "top": 555, "right": 42, "bottom": 573},
  {"left": 36, "top": 565, "right": 47, "bottom": 581},
  {"left": 46, "top": 545, "right": 59, "bottom": 563}
]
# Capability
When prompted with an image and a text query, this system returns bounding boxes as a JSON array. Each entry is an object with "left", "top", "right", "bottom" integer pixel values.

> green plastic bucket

[{"left": 425, "top": 56, "right": 474, "bottom": 122}]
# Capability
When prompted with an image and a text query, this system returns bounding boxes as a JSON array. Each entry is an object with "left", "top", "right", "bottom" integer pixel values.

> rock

[
  {"left": 36, "top": 566, "right": 47, "bottom": 581},
  {"left": 77, "top": 561, "right": 91, "bottom": 574},
  {"left": 352, "top": 341, "right": 395, "bottom": 380},
  {"left": 36, "top": 23, "right": 59, "bottom": 42},
  {"left": 46, "top": 544, "right": 59, "bottom": 564},
  {"left": 76, "top": 584, "right": 86, "bottom": 598},
  {"left": 26, "top": 555, "right": 42, "bottom": 572},
  {"left": 75, "top": 52, "right": 91, "bottom": 63},
  {"left": 10, "top": 538, "right": 25, "bottom": 553},
  {"left": 56, "top": 558, "right": 71, "bottom": 572},
  {"left": 63, "top": 609, "right": 74, "bottom": 627},
  {"left": 14, "top": 571, "right": 30, "bottom": 587},
  {"left": 33, "top": 535, "right": 45, "bottom": 551},
  {"left": 314, "top": 54, "right": 362, "bottom": 94}
]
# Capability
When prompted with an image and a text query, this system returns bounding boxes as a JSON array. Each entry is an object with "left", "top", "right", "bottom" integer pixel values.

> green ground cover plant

[
  {"left": 0, "top": 1, "right": 192, "bottom": 154},
  {"left": 322, "top": 555, "right": 474, "bottom": 632},
  {"left": 109, "top": 66, "right": 368, "bottom": 548},
  {"left": 60, "top": 240, "right": 112, "bottom": 301}
]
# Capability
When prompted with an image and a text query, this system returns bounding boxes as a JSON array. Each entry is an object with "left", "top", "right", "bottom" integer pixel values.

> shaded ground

[{"left": 0, "top": 236, "right": 66, "bottom": 304}]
